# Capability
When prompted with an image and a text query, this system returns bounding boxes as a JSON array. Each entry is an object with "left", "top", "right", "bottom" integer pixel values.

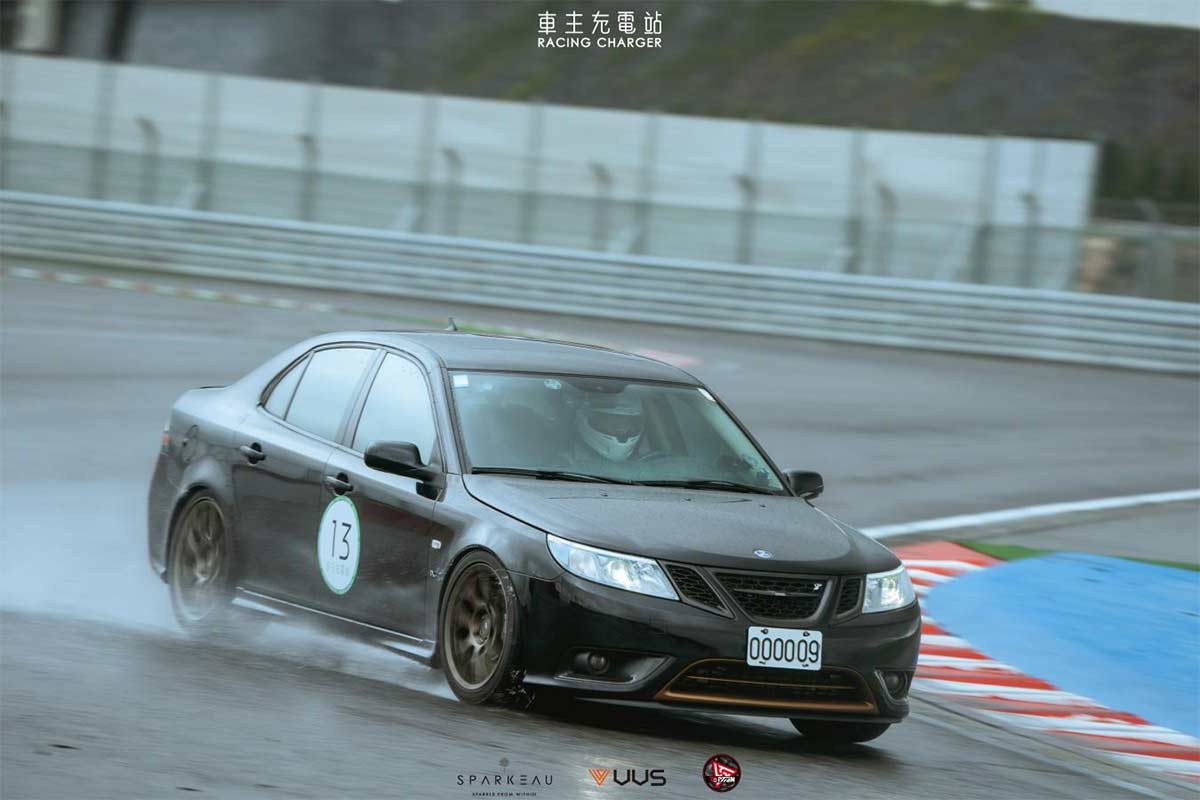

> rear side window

[
  {"left": 264, "top": 357, "right": 307, "bottom": 417},
  {"left": 352, "top": 353, "right": 438, "bottom": 462},
  {"left": 285, "top": 347, "right": 374, "bottom": 441}
]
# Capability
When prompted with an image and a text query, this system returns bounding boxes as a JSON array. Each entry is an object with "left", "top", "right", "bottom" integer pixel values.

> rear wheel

[
  {"left": 790, "top": 720, "right": 891, "bottom": 745},
  {"left": 439, "top": 552, "right": 525, "bottom": 705},
  {"left": 167, "top": 493, "right": 235, "bottom": 634}
]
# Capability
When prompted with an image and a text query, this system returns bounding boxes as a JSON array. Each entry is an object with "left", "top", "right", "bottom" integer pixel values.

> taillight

[{"left": 161, "top": 421, "right": 171, "bottom": 453}]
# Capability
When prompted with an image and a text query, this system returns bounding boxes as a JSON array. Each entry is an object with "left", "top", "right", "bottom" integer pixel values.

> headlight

[
  {"left": 862, "top": 565, "right": 915, "bottom": 613},
  {"left": 546, "top": 534, "right": 678, "bottom": 600}
]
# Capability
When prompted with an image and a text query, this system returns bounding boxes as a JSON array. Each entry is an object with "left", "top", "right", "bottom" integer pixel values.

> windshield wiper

[
  {"left": 469, "top": 467, "right": 637, "bottom": 485},
  {"left": 637, "top": 478, "right": 779, "bottom": 496}
]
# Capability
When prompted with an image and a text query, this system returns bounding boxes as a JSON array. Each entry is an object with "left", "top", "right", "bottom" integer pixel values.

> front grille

[
  {"left": 657, "top": 659, "right": 874, "bottom": 712},
  {"left": 836, "top": 577, "right": 863, "bottom": 615},
  {"left": 714, "top": 572, "right": 826, "bottom": 620},
  {"left": 665, "top": 565, "right": 726, "bottom": 613}
]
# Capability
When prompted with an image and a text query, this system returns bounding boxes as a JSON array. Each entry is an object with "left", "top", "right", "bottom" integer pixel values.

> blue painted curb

[{"left": 926, "top": 552, "right": 1200, "bottom": 738}]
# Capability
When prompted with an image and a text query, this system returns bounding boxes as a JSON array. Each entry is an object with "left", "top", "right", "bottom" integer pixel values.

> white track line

[
  {"left": 1107, "top": 752, "right": 1200, "bottom": 776},
  {"left": 917, "top": 654, "right": 1018, "bottom": 669},
  {"left": 914, "top": 680, "right": 1086, "bottom": 700},
  {"left": 921, "top": 638, "right": 979, "bottom": 652},
  {"left": 903, "top": 559, "right": 985, "bottom": 572},
  {"left": 865, "top": 488, "right": 1200, "bottom": 540},
  {"left": 906, "top": 568, "right": 955, "bottom": 584}
]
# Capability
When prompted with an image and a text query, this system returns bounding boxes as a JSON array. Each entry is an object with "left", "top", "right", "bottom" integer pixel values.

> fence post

[
  {"left": 1018, "top": 191, "right": 1041, "bottom": 288},
  {"left": 517, "top": 99, "right": 545, "bottom": 244},
  {"left": 441, "top": 147, "right": 463, "bottom": 236},
  {"left": 88, "top": 62, "right": 116, "bottom": 199},
  {"left": 1135, "top": 197, "right": 1175, "bottom": 300},
  {"left": 735, "top": 118, "right": 763, "bottom": 265},
  {"left": 135, "top": 117, "right": 160, "bottom": 205},
  {"left": 633, "top": 110, "right": 659, "bottom": 255},
  {"left": 194, "top": 73, "right": 222, "bottom": 211},
  {"left": 969, "top": 132, "right": 1000, "bottom": 283},
  {"left": 1018, "top": 139, "right": 1046, "bottom": 287},
  {"left": 589, "top": 162, "right": 612, "bottom": 250},
  {"left": 298, "top": 79, "right": 323, "bottom": 222},
  {"left": 0, "top": 100, "right": 8, "bottom": 190},
  {"left": 874, "top": 182, "right": 897, "bottom": 276},
  {"left": 0, "top": 52, "right": 15, "bottom": 189},
  {"left": 412, "top": 90, "right": 439, "bottom": 233},
  {"left": 844, "top": 127, "right": 867, "bottom": 274}
]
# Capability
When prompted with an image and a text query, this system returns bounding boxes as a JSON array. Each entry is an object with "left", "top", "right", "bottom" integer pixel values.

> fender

[
  {"left": 159, "top": 455, "right": 240, "bottom": 583},
  {"left": 424, "top": 476, "right": 562, "bottom": 645}
]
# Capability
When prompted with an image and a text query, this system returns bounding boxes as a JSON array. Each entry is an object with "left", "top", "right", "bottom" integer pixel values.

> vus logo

[{"left": 589, "top": 768, "right": 667, "bottom": 787}]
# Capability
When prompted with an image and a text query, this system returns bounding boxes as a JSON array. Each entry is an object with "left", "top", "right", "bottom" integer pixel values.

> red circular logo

[{"left": 702, "top": 754, "right": 741, "bottom": 792}]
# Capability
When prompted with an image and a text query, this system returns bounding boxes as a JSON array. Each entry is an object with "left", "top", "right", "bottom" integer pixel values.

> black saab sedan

[{"left": 148, "top": 331, "right": 919, "bottom": 743}]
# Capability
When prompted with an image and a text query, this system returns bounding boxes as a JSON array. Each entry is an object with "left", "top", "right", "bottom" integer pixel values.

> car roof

[{"left": 345, "top": 331, "right": 700, "bottom": 384}]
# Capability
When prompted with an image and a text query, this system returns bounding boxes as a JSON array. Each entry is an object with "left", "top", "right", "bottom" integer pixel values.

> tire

[
  {"left": 438, "top": 551, "right": 526, "bottom": 705},
  {"left": 790, "top": 720, "right": 891, "bottom": 745},
  {"left": 167, "top": 491, "right": 236, "bottom": 635}
]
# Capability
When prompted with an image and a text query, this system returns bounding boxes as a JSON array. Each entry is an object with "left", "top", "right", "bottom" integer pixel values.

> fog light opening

[
  {"left": 573, "top": 650, "right": 611, "bottom": 676},
  {"left": 879, "top": 670, "right": 910, "bottom": 699}
]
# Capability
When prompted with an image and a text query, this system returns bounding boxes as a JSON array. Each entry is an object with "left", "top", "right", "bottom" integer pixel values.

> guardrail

[{"left": 2, "top": 190, "right": 1197, "bottom": 374}]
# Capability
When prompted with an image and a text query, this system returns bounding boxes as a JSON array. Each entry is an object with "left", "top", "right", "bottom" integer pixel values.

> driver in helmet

[{"left": 574, "top": 391, "right": 644, "bottom": 465}]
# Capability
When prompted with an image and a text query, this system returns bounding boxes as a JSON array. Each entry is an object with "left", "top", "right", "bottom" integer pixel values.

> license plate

[{"left": 746, "top": 626, "right": 822, "bottom": 670}]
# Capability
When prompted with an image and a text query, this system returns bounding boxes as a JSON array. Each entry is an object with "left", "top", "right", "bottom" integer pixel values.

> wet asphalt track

[{"left": 2, "top": 268, "right": 1198, "bottom": 799}]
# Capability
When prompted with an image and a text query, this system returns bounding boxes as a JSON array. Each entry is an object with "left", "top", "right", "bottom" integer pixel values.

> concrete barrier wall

[{"left": 1, "top": 52, "right": 1098, "bottom": 287}]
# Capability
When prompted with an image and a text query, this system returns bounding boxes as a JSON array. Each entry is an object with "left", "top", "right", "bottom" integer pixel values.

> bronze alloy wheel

[
  {"left": 168, "top": 495, "right": 231, "bottom": 628},
  {"left": 439, "top": 553, "right": 524, "bottom": 704},
  {"left": 445, "top": 563, "right": 507, "bottom": 689}
]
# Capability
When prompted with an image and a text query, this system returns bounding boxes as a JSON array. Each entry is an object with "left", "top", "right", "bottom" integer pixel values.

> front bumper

[{"left": 515, "top": 569, "right": 920, "bottom": 722}]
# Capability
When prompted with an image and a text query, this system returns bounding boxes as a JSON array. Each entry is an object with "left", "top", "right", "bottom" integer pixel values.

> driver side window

[{"left": 352, "top": 354, "right": 438, "bottom": 463}]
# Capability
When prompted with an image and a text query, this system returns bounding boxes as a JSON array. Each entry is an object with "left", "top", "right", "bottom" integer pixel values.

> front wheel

[
  {"left": 790, "top": 720, "right": 891, "bottom": 745},
  {"left": 438, "top": 552, "right": 525, "bottom": 705}
]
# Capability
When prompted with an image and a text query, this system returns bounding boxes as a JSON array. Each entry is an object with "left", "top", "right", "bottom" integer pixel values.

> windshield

[{"left": 450, "top": 372, "right": 786, "bottom": 493}]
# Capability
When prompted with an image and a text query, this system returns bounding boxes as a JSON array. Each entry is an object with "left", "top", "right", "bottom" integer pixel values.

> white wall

[{"left": 3, "top": 52, "right": 1098, "bottom": 230}]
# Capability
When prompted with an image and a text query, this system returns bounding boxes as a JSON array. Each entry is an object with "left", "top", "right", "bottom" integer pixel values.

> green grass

[{"left": 961, "top": 541, "right": 1200, "bottom": 572}]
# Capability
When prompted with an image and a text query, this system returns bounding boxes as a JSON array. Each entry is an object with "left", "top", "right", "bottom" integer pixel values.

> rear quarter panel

[{"left": 146, "top": 386, "right": 245, "bottom": 579}]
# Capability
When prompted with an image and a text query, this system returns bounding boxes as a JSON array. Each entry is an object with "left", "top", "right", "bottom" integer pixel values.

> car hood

[{"left": 463, "top": 475, "right": 899, "bottom": 574}]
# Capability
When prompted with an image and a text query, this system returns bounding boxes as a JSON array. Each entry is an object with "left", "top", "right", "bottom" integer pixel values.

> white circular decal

[{"left": 317, "top": 495, "right": 360, "bottom": 595}]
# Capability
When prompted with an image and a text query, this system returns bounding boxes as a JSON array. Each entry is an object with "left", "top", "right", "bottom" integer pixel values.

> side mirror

[
  {"left": 784, "top": 469, "right": 823, "bottom": 500},
  {"left": 364, "top": 441, "right": 440, "bottom": 483}
]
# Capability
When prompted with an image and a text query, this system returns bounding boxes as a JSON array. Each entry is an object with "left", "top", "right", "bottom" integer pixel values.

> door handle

[
  {"left": 324, "top": 474, "right": 354, "bottom": 495},
  {"left": 239, "top": 443, "right": 266, "bottom": 464}
]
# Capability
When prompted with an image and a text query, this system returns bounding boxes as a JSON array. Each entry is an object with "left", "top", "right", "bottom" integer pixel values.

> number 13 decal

[
  {"left": 331, "top": 520, "right": 352, "bottom": 560},
  {"left": 317, "top": 496, "right": 360, "bottom": 595}
]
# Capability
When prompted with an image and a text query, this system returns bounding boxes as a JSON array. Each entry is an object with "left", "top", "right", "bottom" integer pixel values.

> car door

[
  {"left": 318, "top": 351, "right": 439, "bottom": 637},
  {"left": 231, "top": 345, "right": 378, "bottom": 604}
]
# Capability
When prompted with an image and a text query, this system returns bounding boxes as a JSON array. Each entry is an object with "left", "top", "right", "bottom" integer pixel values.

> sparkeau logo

[
  {"left": 457, "top": 757, "right": 553, "bottom": 796},
  {"left": 537, "top": 9, "right": 663, "bottom": 49},
  {"left": 588, "top": 767, "right": 667, "bottom": 787},
  {"left": 702, "top": 754, "right": 741, "bottom": 793}
]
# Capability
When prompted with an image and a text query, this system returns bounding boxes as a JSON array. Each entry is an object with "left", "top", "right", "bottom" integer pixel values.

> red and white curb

[
  {"left": 896, "top": 541, "right": 1200, "bottom": 783},
  {"left": 3, "top": 265, "right": 702, "bottom": 369}
]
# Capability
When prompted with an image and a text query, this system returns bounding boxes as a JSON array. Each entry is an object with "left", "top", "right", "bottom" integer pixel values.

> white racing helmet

[{"left": 577, "top": 392, "right": 644, "bottom": 462}]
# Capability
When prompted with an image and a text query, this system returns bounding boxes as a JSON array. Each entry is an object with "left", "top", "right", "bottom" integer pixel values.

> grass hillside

[{"left": 37, "top": 0, "right": 1200, "bottom": 210}]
